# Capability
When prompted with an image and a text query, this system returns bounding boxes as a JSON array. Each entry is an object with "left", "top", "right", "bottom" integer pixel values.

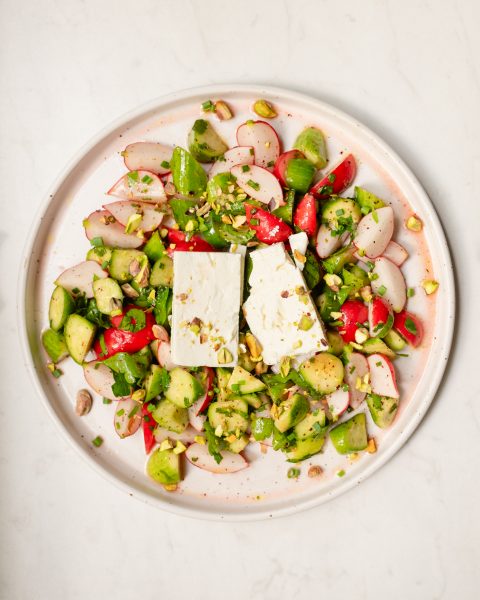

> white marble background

[{"left": 1, "top": 1, "right": 479, "bottom": 598}]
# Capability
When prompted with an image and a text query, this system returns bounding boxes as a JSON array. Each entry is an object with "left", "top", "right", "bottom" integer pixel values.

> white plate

[{"left": 18, "top": 84, "right": 455, "bottom": 521}]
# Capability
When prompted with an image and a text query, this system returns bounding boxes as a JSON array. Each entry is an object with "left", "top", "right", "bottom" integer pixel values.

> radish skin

[
  {"left": 344, "top": 353, "right": 369, "bottom": 409},
  {"left": 231, "top": 164, "right": 284, "bottom": 209},
  {"left": 185, "top": 443, "right": 248, "bottom": 473},
  {"left": 84, "top": 210, "right": 144, "bottom": 248},
  {"left": 372, "top": 257, "right": 407, "bottom": 312},
  {"left": 236, "top": 121, "right": 280, "bottom": 170},
  {"left": 324, "top": 389, "right": 350, "bottom": 419},
  {"left": 103, "top": 201, "right": 164, "bottom": 232},
  {"left": 353, "top": 207, "right": 394, "bottom": 259},
  {"left": 56, "top": 261, "right": 107, "bottom": 298},
  {"left": 107, "top": 170, "right": 166, "bottom": 203},
  {"left": 383, "top": 241, "right": 409, "bottom": 266},
  {"left": 123, "top": 142, "right": 172, "bottom": 175},
  {"left": 367, "top": 354, "right": 399, "bottom": 399},
  {"left": 83, "top": 361, "right": 130, "bottom": 400},
  {"left": 209, "top": 146, "right": 254, "bottom": 179}
]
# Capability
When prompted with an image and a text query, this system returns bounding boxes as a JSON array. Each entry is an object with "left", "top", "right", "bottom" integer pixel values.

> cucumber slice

[
  {"left": 366, "top": 393, "right": 398, "bottom": 428},
  {"left": 171, "top": 147, "right": 208, "bottom": 197},
  {"left": 92, "top": 277, "right": 123, "bottom": 315},
  {"left": 325, "top": 331, "right": 345, "bottom": 356},
  {"left": 285, "top": 158, "right": 316, "bottom": 193},
  {"left": 152, "top": 398, "right": 188, "bottom": 433},
  {"left": 109, "top": 249, "right": 146, "bottom": 284},
  {"left": 237, "top": 393, "right": 262, "bottom": 409},
  {"left": 299, "top": 353, "right": 344, "bottom": 394},
  {"left": 361, "top": 337, "right": 396, "bottom": 359},
  {"left": 227, "top": 434, "right": 249, "bottom": 453},
  {"left": 274, "top": 393, "right": 309, "bottom": 433},
  {"left": 227, "top": 366, "right": 266, "bottom": 394},
  {"left": 64, "top": 314, "right": 96, "bottom": 364},
  {"left": 384, "top": 329, "right": 406, "bottom": 351},
  {"left": 294, "top": 127, "right": 328, "bottom": 169},
  {"left": 143, "top": 231, "right": 165, "bottom": 262},
  {"left": 216, "top": 367, "right": 232, "bottom": 401},
  {"left": 144, "top": 364, "right": 167, "bottom": 402},
  {"left": 286, "top": 435, "right": 325, "bottom": 462},
  {"left": 322, "top": 244, "right": 356, "bottom": 274},
  {"left": 208, "top": 398, "right": 249, "bottom": 434},
  {"left": 86, "top": 246, "right": 112, "bottom": 267},
  {"left": 42, "top": 329, "right": 69, "bottom": 363},
  {"left": 294, "top": 409, "right": 327, "bottom": 440},
  {"left": 329, "top": 413, "right": 368, "bottom": 454},
  {"left": 150, "top": 255, "right": 173, "bottom": 287},
  {"left": 165, "top": 367, "right": 203, "bottom": 408},
  {"left": 354, "top": 186, "right": 386, "bottom": 213},
  {"left": 187, "top": 119, "right": 228, "bottom": 163},
  {"left": 316, "top": 288, "right": 341, "bottom": 322},
  {"left": 48, "top": 286, "right": 75, "bottom": 331},
  {"left": 342, "top": 264, "right": 369, "bottom": 295},
  {"left": 322, "top": 197, "right": 362, "bottom": 228},
  {"left": 146, "top": 448, "right": 181, "bottom": 486}
]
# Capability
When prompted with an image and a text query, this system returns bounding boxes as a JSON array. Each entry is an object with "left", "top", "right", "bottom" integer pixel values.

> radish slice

[
  {"left": 157, "top": 341, "right": 177, "bottom": 371},
  {"left": 84, "top": 210, "right": 144, "bottom": 248},
  {"left": 316, "top": 224, "right": 347, "bottom": 258},
  {"left": 103, "top": 201, "right": 164, "bottom": 232},
  {"left": 383, "top": 241, "right": 408, "bottom": 266},
  {"left": 367, "top": 354, "right": 399, "bottom": 399},
  {"left": 188, "top": 408, "right": 206, "bottom": 432},
  {"left": 231, "top": 164, "right": 284, "bottom": 209},
  {"left": 123, "top": 142, "right": 172, "bottom": 175},
  {"left": 113, "top": 399, "right": 142, "bottom": 439},
  {"left": 353, "top": 207, "right": 394, "bottom": 258},
  {"left": 154, "top": 425, "right": 198, "bottom": 445},
  {"left": 55, "top": 260, "right": 107, "bottom": 298},
  {"left": 324, "top": 388, "right": 350, "bottom": 419},
  {"left": 289, "top": 231, "right": 309, "bottom": 270},
  {"left": 371, "top": 257, "right": 407, "bottom": 313},
  {"left": 209, "top": 146, "right": 254, "bottom": 179},
  {"left": 107, "top": 170, "right": 166, "bottom": 203},
  {"left": 344, "top": 352, "right": 369, "bottom": 409},
  {"left": 83, "top": 361, "right": 130, "bottom": 400},
  {"left": 185, "top": 443, "right": 248, "bottom": 474},
  {"left": 236, "top": 121, "right": 280, "bottom": 170},
  {"left": 368, "top": 296, "right": 393, "bottom": 337}
]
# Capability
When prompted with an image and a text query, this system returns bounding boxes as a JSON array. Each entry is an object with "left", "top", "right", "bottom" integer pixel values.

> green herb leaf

[
  {"left": 204, "top": 421, "right": 224, "bottom": 464},
  {"left": 119, "top": 308, "right": 146, "bottom": 333}
]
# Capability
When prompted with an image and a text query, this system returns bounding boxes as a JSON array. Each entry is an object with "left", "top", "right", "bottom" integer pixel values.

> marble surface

[{"left": 1, "top": 0, "right": 479, "bottom": 598}]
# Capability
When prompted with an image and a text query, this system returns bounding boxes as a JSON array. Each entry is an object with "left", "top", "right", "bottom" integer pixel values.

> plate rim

[{"left": 18, "top": 83, "right": 456, "bottom": 521}]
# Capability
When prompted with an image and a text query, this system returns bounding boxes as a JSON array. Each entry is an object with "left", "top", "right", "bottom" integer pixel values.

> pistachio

[
  {"left": 359, "top": 285, "right": 373, "bottom": 303},
  {"left": 215, "top": 100, "right": 233, "bottom": 120},
  {"left": 324, "top": 273, "right": 342, "bottom": 290},
  {"left": 164, "top": 181, "right": 176, "bottom": 196},
  {"left": 214, "top": 425, "right": 224, "bottom": 437},
  {"left": 255, "top": 360, "right": 268, "bottom": 375},
  {"left": 152, "top": 324, "right": 169, "bottom": 342},
  {"left": 366, "top": 438, "right": 377, "bottom": 453},
  {"left": 173, "top": 441, "right": 187, "bottom": 454},
  {"left": 293, "top": 249, "right": 306, "bottom": 264},
  {"left": 217, "top": 347, "right": 233, "bottom": 364},
  {"left": 298, "top": 314, "right": 314, "bottom": 331},
  {"left": 406, "top": 215, "right": 423, "bottom": 232},
  {"left": 422, "top": 279, "right": 439, "bottom": 295},
  {"left": 131, "top": 389, "right": 145, "bottom": 402},
  {"left": 121, "top": 283, "right": 140, "bottom": 299},
  {"left": 194, "top": 435, "right": 206, "bottom": 445},
  {"left": 245, "top": 332, "right": 262, "bottom": 358},
  {"left": 159, "top": 439, "right": 173, "bottom": 451},
  {"left": 280, "top": 356, "right": 291, "bottom": 378},
  {"left": 354, "top": 327, "right": 369, "bottom": 344},
  {"left": 253, "top": 99, "right": 277, "bottom": 119},
  {"left": 76, "top": 389, "right": 92, "bottom": 416},
  {"left": 221, "top": 214, "right": 233, "bottom": 225},
  {"left": 308, "top": 465, "right": 323, "bottom": 478},
  {"left": 163, "top": 484, "right": 178, "bottom": 492},
  {"left": 124, "top": 213, "right": 143, "bottom": 234},
  {"left": 184, "top": 219, "right": 196, "bottom": 232}
]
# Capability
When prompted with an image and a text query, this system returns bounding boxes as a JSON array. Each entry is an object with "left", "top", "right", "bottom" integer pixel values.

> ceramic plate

[{"left": 19, "top": 84, "right": 454, "bottom": 520}]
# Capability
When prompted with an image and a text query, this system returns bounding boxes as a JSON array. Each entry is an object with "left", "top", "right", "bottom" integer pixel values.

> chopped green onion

[
  {"left": 241, "top": 165, "right": 250, "bottom": 172},
  {"left": 103, "top": 398, "right": 112, "bottom": 405},
  {"left": 161, "top": 160, "right": 170, "bottom": 169},
  {"left": 335, "top": 209, "right": 345, "bottom": 216},
  {"left": 52, "top": 368, "right": 63, "bottom": 378},
  {"left": 404, "top": 317, "right": 417, "bottom": 335},
  {"left": 371, "top": 210, "right": 379, "bottom": 223},
  {"left": 328, "top": 173, "right": 336, "bottom": 183},
  {"left": 92, "top": 436, "right": 103, "bottom": 448},
  {"left": 250, "top": 218, "right": 259, "bottom": 226},
  {"left": 246, "top": 179, "right": 260, "bottom": 191},
  {"left": 201, "top": 99, "right": 215, "bottom": 112},
  {"left": 90, "top": 236, "right": 104, "bottom": 247},
  {"left": 377, "top": 285, "right": 387, "bottom": 296},
  {"left": 287, "top": 467, "right": 300, "bottom": 479},
  {"left": 141, "top": 174, "right": 153, "bottom": 184},
  {"left": 336, "top": 469, "right": 345, "bottom": 477},
  {"left": 407, "top": 287, "right": 415, "bottom": 298}
]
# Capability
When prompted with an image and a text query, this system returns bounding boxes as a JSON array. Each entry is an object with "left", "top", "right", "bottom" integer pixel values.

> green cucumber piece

[
  {"left": 86, "top": 246, "right": 112, "bottom": 267},
  {"left": 366, "top": 393, "right": 398, "bottom": 429},
  {"left": 285, "top": 158, "right": 316, "bottom": 193},
  {"left": 272, "top": 188, "right": 295, "bottom": 225},
  {"left": 207, "top": 172, "right": 237, "bottom": 202},
  {"left": 165, "top": 367, "right": 204, "bottom": 408},
  {"left": 92, "top": 277, "right": 123, "bottom": 316},
  {"left": 361, "top": 337, "right": 396, "bottom": 359},
  {"left": 171, "top": 147, "right": 207, "bottom": 197},
  {"left": 42, "top": 329, "right": 69, "bottom": 363},
  {"left": 329, "top": 413, "right": 368, "bottom": 454},
  {"left": 48, "top": 285, "right": 75, "bottom": 331},
  {"left": 322, "top": 244, "right": 356, "bottom": 274},
  {"left": 227, "top": 434, "right": 249, "bottom": 454},
  {"left": 294, "top": 409, "right": 327, "bottom": 440},
  {"left": 208, "top": 398, "right": 249, "bottom": 434},
  {"left": 109, "top": 249, "right": 146, "bottom": 284},
  {"left": 384, "top": 329, "right": 406, "bottom": 351},
  {"left": 342, "top": 264, "right": 369, "bottom": 295},
  {"left": 64, "top": 314, "right": 96, "bottom": 364},
  {"left": 286, "top": 435, "right": 325, "bottom": 462},
  {"left": 322, "top": 197, "right": 362, "bottom": 228},
  {"left": 274, "top": 393, "right": 309, "bottom": 433},
  {"left": 325, "top": 331, "right": 345, "bottom": 356},
  {"left": 216, "top": 367, "right": 232, "bottom": 401},
  {"left": 144, "top": 365, "right": 168, "bottom": 402},
  {"left": 188, "top": 119, "right": 228, "bottom": 163},
  {"left": 316, "top": 288, "right": 341, "bottom": 322},
  {"left": 152, "top": 398, "right": 188, "bottom": 433},
  {"left": 294, "top": 127, "right": 328, "bottom": 169},
  {"left": 227, "top": 366, "right": 266, "bottom": 394},
  {"left": 354, "top": 186, "right": 386, "bottom": 213},
  {"left": 146, "top": 448, "right": 181, "bottom": 485},
  {"left": 149, "top": 255, "right": 173, "bottom": 287},
  {"left": 143, "top": 231, "right": 165, "bottom": 262},
  {"left": 299, "top": 353, "right": 344, "bottom": 394}
]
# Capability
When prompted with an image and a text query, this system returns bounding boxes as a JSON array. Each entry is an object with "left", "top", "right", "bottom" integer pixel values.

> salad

[{"left": 41, "top": 98, "right": 439, "bottom": 491}]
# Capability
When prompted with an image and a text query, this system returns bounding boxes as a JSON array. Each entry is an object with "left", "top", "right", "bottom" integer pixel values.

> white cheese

[
  {"left": 171, "top": 252, "right": 242, "bottom": 367},
  {"left": 243, "top": 243, "right": 328, "bottom": 365},
  {"left": 229, "top": 244, "right": 247, "bottom": 291},
  {"left": 288, "top": 232, "right": 309, "bottom": 270}
]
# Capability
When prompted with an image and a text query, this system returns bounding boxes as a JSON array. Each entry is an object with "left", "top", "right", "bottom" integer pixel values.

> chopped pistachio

[
  {"left": 125, "top": 213, "right": 142, "bottom": 234},
  {"left": 253, "top": 99, "right": 277, "bottom": 118},
  {"left": 163, "top": 484, "right": 178, "bottom": 492},
  {"left": 159, "top": 439, "right": 173, "bottom": 451},
  {"left": 354, "top": 327, "right": 369, "bottom": 344},
  {"left": 324, "top": 273, "right": 342, "bottom": 289},
  {"left": 308, "top": 465, "right": 323, "bottom": 478},
  {"left": 245, "top": 332, "right": 262, "bottom": 358},
  {"left": 293, "top": 249, "right": 306, "bottom": 264},
  {"left": 131, "top": 389, "right": 145, "bottom": 402},
  {"left": 366, "top": 438, "right": 377, "bottom": 453},
  {"left": 298, "top": 314, "right": 314, "bottom": 331},
  {"left": 217, "top": 347, "right": 233, "bottom": 364},
  {"left": 173, "top": 441, "right": 187, "bottom": 454},
  {"left": 194, "top": 435, "right": 206, "bottom": 445},
  {"left": 280, "top": 356, "right": 291, "bottom": 378},
  {"left": 406, "top": 215, "right": 423, "bottom": 232},
  {"left": 215, "top": 100, "right": 233, "bottom": 120},
  {"left": 214, "top": 425, "right": 224, "bottom": 437},
  {"left": 422, "top": 279, "right": 439, "bottom": 295}
]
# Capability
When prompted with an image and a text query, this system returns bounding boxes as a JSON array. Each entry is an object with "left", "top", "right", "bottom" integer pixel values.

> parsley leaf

[{"left": 204, "top": 421, "right": 224, "bottom": 464}]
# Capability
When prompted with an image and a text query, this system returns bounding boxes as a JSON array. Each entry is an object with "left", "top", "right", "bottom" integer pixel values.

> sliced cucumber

[
  {"left": 274, "top": 393, "right": 309, "bottom": 433},
  {"left": 152, "top": 398, "right": 188, "bottom": 433},
  {"left": 329, "top": 413, "right": 368, "bottom": 454},
  {"left": 286, "top": 435, "right": 325, "bottom": 462},
  {"left": 143, "top": 231, "right": 165, "bottom": 262},
  {"left": 165, "top": 367, "right": 203, "bottom": 408},
  {"left": 208, "top": 398, "right": 249, "bottom": 434},
  {"left": 146, "top": 448, "right": 181, "bottom": 485},
  {"left": 227, "top": 433, "right": 249, "bottom": 454},
  {"left": 322, "top": 198, "right": 362, "bottom": 228},
  {"left": 384, "top": 329, "right": 406, "bottom": 352},
  {"left": 322, "top": 244, "right": 356, "bottom": 275},
  {"left": 294, "top": 127, "right": 328, "bottom": 169},
  {"left": 285, "top": 158, "right": 316, "bottom": 193},
  {"left": 150, "top": 255, "right": 173, "bottom": 287},
  {"left": 294, "top": 409, "right": 327, "bottom": 440},
  {"left": 361, "top": 337, "right": 396, "bottom": 359},
  {"left": 42, "top": 329, "right": 69, "bottom": 363},
  {"left": 299, "top": 353, "right": 344, "bottom": 394},
  {"left": 354, "top": 186, "right": 386, "bottom": 213},
  {"left": 342, "top": 264, "right": 369, "bottom": 295},
  {"left": 216, "top": 367, "right": 232, "bottom": 401},
  {"left": 48, "top": 286, "right": 75, "bottom": 331},
  {"left": 171, "top": 147, "right": 208, "bottom": 197},
  {"left": 144, "top": 364, "right": 167, "bottom": 402},
  {"left": 187, "top": 119, "right": 228, "bottom": 163},
  {"left": 92, "top": 277, "right": 123, "bottom": 316},
  {"left": 238, "top": 392, "right": 262, "bottom": 409},
  {"left": 325, "top": 331, "right": 345, "bottom": 356},
  {"left": 64, "top": 314, "right": 96, "bottom": 364},
  {"left": 227, "top": 366, "right": 266, "bottom": 394},
  {"left": 366, "top": 393, "right": 398, "bottom": 428},
  {"left": 109, "top": 249, "right": 146, "bottom": 284},
  {"left": 86, "top": 246, "right": 112, "bottom": 267}
]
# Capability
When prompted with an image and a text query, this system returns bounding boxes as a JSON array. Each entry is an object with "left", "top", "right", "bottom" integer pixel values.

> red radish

[
  {"left": 338, "top": 300, "right": 369, "bottom": 343},
  {"left": 157, "top": 341, "right": 177, "bottom": 371},
  {"left": 293, "top": 193, "right": 317, "bottom": 237},
  {"left": 383, "top": 240, "right": 408, "bottom": 266},
  {"left": 142, "top": 403, "right": 156, "bottom": 454},
  {"left": 113, "top": 399, "right": 143, "bottom": 439},
  {"left": 367, "top": 354, "right": 399, "bottom": 399},
  {"left": 368, "top": 296, "right": 394, "bottom": 338},
  {"left": 154, "top": 425, "right": 199, "bottom": 445},
  {"left": 324, "top": 388, "right": 350, "bottom": 419},
  {"left": 107, "top": 170, "right": 166, "bottom": 203},
  {"left": 315, "top": 224, "right": 349, "bottom": 259},
  {"left": 245, "top": 204, "right": 292, "bottom": 244},
  {"left": 188, "top": 367, "right": 215, "bottom": 431},
  {"left": 83, "top": 361, "right": 130, "bottom": 400},
  {"left": 236, "top": 120, "right": 280, "bottom": 170},
  {"left": 185, "top": 443, "right": 248, "bottom": 473},
  {"left": 353, "top": 206, "right": 394, "bottom": 258},
  {"left": 231, "top": 164, "right": 284, "bottom": 209},
  {"left": 188, "top": 410, "right": 206, "bottom": 432},
  {"left": 344, "top": 352, "right": 369, "bottom": 409},
  {"left": 123, "top": 142, "right": 172, "bottom": 175},
  {"left": 209, "top": 146, "right": 254, "bottom": 178},
  {"left": 55, "top": 260, "right": 107, "bottom": 298},
  {"left": 273, "top": 149, "right": 304, "bottom": 187},
  {"left": 310, "top": 153, "right": 357, "bottom": 199},
  {"left": 102, "top": 201, "right": 164, "bottom": 232},
  {"left": 371, "top": 257, "right": 407, "bottom": 313},
  {"left": 84, "top": 210, "right": 144, "bottom": 248},
  {"left": 393, "top": 310, "right": 423, "bottom": 347}
]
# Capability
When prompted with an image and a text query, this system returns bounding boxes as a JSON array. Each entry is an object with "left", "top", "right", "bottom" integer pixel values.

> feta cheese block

[
  {"left": 243, "top": 243, "right": 328, "bottom": 365},
  {"left": 171, "top": 252, "right": 243, "bottom": 367},
  {"left": 289, "top": 232, "right": 309, "bottom": 271}
]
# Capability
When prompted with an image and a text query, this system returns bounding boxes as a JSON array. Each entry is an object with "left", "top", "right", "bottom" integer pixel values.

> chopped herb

[
  {"left": 101, "top": 260, "right": 109, "bottom": 269},
  {"left": 90, "top": 236, "right": 104, "bottom": 247},
  {"left": 71, "top": 287, "right": 80, "bottom": 294},
  {"left": 128, "top": 404, "right": 140, "bottom": 418},
  {"left": 241, "top": 165, "right": 250, "bottom": 173},
  {"left": 335, "top": 209, "right": 345, "bottom": 216},
  {"left": 201, "top": 99, "right": 215, "bottom": 112},
  {"left": 141, "top": 174, "right": 153, "bottom": 185},
  {"left": 127, "top": 171, "right": 139, "bottom": 183},
  {"left": 404, "top": 317, "right": 417, "bottom": 335},
  {"left": 92, "top": 436, "right": 103, "bottom": 448},
  {"left": 371, "top": 210, "right": 379, "bottom": 223},
  {"left": 119, "top": 308, "right": 146, "bottom": 333},
  {"left": 287, "top": 467, "right": 300, "bottom": 479},
  {"left": 204, "top": 421, "right": 224, "bottom": 464},
  {"left": 247, "top": 179, "right": 260, "bottom": 191},
  {"left": 116, "top": 408, "right": 125, "bottom": 417},
  {"left": 337, "top": 469, "right": 345, "bottom": 477},
  {"left": 52, "top": 368, "right": 63, "bottom": 378},
  {"left": 192, "top": 119, "right": 208, "bottom": 134},
  {"left": 102, "top": 398, "right": 112, "bottom": 404},
  {"left": 377, "top": 285, "right": 387, "bottom": 296},
  {"left": 250, "top": 218, "right": 259, "bottom": 226},
  {"left": 407, "top": 287, "right": 415, "bottom": 298},
  {"left": 312, "top": 422, "right": 323, "bottom": 433},
  {"left": 160, "top": 160, "right": 170, "bottom": 169},
  {"left": 396, "top": 353, "right": 409, "bottom": 357},
  {"left": 267, "top": 160, "right": 275, "bottom": 167}
]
